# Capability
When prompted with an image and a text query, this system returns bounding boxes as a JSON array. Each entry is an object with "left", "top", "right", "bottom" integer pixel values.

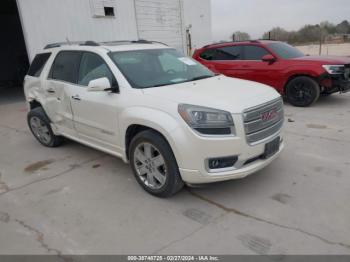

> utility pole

[{"left": 318, "top": 25, "right": 323, "bottom": 55}]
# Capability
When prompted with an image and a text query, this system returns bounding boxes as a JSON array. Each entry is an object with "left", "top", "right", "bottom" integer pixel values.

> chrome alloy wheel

[
  {"left": 133, "top": 142, "right": 167, "bottom": 189},
  {"left": 29, "top": 116, "right": 52, "bottom": 145}
]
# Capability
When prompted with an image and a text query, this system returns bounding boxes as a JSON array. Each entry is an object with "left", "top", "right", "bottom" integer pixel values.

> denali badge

[{"left": 261, "top": 109, "right": 278, "bottom": 122}]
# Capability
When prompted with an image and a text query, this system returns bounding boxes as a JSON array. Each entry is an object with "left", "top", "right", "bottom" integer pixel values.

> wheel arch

[
  {"left": 119, "top": 107, "right": 183, "bottom": 165},
  {"left": 29, "top": 100, "right": 42, "bottom": 110},
  {"left": 284, "top": 74, "right": 320, "bottom": 94},
  {"left": 125, "top": 125, "right": 169, "bottom": 160}
]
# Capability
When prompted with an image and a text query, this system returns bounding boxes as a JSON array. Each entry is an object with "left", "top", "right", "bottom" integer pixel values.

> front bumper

[
  {"left": 179, "top": 140, "right": 284, "bottom": 184},
  {"left": 336, "top": 79, "right": 350, "bottom": 93},
  {"left": 320, "top": 73, "right": 350, "bottom": 94},
  {"left": 168, "top": 115, "right": 284, "bottom": 184}
]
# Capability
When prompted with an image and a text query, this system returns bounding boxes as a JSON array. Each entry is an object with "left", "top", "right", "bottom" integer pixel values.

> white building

[{"left": 1, "top": 0, "right": 212, "bottom": 85}]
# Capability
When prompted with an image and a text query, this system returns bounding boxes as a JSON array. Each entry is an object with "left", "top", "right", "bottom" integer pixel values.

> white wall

[
  {"left": 17, "top": 0, "right": 139, "bottom": 60},
  {"left": 182, "top": 0, "right": 212, "bottom": 53},
  {"left": 17, "top": 0, "right": 212, "bottom": 60}
]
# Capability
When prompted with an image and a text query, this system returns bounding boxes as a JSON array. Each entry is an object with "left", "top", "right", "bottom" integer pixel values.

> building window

[
  {"left": 90, "top": 0, "right": 116, "bottom": 18},
  {"left": 104, "top": 6, "right": 115, "bottom": 17}
]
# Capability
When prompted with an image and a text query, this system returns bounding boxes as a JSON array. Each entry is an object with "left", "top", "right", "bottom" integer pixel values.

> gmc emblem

[{"left": 261, "top": 109, "right": 278, "bottom": 122}]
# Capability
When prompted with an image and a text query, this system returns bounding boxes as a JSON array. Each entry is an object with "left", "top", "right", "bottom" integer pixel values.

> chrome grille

[{"left": 243, "top": 98, "right": 284, "bottom": 144}]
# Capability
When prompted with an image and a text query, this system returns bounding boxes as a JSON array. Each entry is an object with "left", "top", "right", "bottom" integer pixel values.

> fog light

[{"left": 208, "top": 156, "right": 238, "bottom": 170}]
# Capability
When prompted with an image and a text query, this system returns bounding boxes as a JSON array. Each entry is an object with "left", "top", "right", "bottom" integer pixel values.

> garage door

[{"left": 134, "top": 0, "right": 184, "bottom": 52}]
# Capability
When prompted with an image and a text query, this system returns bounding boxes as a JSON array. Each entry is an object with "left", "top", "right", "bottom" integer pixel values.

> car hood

[
  {"left": 142, "top": 76, "right": 281, "bottom": 114},
  {"left": 291, "top": 55, "right": 350, "bottom": 64}
]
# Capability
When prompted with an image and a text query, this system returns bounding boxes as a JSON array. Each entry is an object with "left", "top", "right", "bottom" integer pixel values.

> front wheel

[
  {"left": 129, "top": 130, "right": 184, "bottom": 197},
  {"left": 285, "top": 76, "right": 320, "bottom": 107}
]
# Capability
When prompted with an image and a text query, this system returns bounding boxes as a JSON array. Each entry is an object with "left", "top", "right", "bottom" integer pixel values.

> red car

[{"left": 193, "top": 40, "right": 350, "bottom": 107}]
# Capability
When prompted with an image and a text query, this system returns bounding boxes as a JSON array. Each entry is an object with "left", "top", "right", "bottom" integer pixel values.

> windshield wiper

[
  {"left": 149, "top": 75, "right": 217, "bottom": 88},
  {"left": 152, "top": 83, "right": 172, "bottom": 88},
  {"left": 185, "top": 75, "right": 216, "bottom": 83}
]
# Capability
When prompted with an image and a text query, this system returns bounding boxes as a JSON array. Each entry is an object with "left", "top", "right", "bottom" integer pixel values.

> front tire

[
  {"left": 27, "top": 107, "right": 64, "bottom": 147},
  {"left": 129, "top": 130, "right": 184, "bottom": 198},
  {"left": 285, "top": 76, "right": 320, "bottom": 107}
]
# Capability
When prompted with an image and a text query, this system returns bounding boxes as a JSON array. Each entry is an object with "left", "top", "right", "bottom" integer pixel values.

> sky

[{"left": 211, "top": 0, "right": 350, "bottom": 41}]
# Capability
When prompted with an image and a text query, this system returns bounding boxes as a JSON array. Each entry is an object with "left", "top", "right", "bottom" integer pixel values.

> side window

[
  {"left": 78, "top": 52, "right": 116, "bottom": 87},
  {"left": 243, "top": 46, "right": 269, "bottom": 60},
  {"left": 50, "top": 51, "right": 81, "bottom": 83},
  {"left": 28, "top": 53, "right": 51, "bottom": 77},
  {"left": 200, "top": 46, "right": 243, "bottom": 61},
  {"left": 217, "top": 46, "right": 243, "bottom": 60},
  {"left": 200, "top": 49, "right": 216, "bottom": 60}
]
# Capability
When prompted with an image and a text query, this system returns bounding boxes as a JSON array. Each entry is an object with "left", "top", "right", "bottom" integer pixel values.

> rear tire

[
  {"left": 27, "top": 107, "right": 64, "bottom": 147},
  {"left": 129, "top": 130, "right": 184, "bottom": 198},
  {"left": 285, "top": 76, "right": 320, "bottom": 107}
]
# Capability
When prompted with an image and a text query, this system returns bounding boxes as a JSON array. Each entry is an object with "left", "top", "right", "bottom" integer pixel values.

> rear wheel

[
  {"left": 27, "top": 107, "right": 63, "bottom": 147},
  {"left": 129, "top": 130, "right": 184, "bottom": 197},
  {"left": 285, "top": 76, "right": 320, "bottom": 107}
]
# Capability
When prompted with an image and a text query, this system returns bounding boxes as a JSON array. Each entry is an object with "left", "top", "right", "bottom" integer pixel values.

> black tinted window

[
  {"left": 78, "top": 52, "right": 116, "bottom": 86},
  {"left": 200, "top": 49, "right": 216, "bottom": 60},
  {"left": 217, "top": 46, "right": 242, "bottom": 60},
  {"left": 28, "top": 53, "right": 51, "bottom": 77},
  {"left": 200, "top": 46, "right": 243, "bottom": 61},
  {"left": 244, "top": 46, "right": 269, "bottom": 60},
  {"left": 50, "top": 51, "right": 81, "bottom": 83}
]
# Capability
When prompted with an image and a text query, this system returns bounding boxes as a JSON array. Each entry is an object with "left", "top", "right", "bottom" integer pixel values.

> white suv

[{"left": 24, "top": 40, "right": 284, "bottom": 197}]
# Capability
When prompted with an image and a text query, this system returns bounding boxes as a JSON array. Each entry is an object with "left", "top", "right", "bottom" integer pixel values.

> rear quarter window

[
  {"left": 200, "top": 49, "right": 216, "bottom": 60},
  {"left": 27, "top": 53, "right": 52, "bottom": 77},
  {"left": 200, "top": 46, "right": 243, "bottom": 61}
]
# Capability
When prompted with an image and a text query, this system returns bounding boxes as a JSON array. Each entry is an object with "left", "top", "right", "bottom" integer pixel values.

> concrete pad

[{"left": 0, "top": 93, "right": 349, "bottom": 255}]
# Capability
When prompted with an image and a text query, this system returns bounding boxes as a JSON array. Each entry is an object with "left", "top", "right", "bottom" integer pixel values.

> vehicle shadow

[{"left": 283, "top": 93, "right": 350, "bottom": 108}]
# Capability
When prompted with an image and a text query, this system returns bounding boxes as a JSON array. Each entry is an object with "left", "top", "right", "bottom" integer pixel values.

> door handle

[
  {"left": 46, "top": 88, "right": 55, "bottom": 94},
  {"left": 71, "top": 95, "right": 81, "bottom": 101}
]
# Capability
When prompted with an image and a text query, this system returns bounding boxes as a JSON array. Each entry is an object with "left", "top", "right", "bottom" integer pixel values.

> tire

[
  {"left": 285, "top": 76, "right": 320, "bottom": 107},
  {"left": 129, "top": 130, "right": 184, "bottom": 198},
  {"left": 27, "top": 107, "right": 64, "bottom": 147}
]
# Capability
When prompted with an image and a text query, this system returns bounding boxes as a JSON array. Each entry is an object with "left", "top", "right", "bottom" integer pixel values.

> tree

[
  {"left": 262, "top": 27, "right": 289, "bottom": 41},
  {"left": 336, "top": 20, "right": 350, "bottom": 34},
  {"left": 261, "top": 20, "right": 350, "bottom": 45},
  {"left": 232, "top": 31, "right": 251, "bottom": 41}
]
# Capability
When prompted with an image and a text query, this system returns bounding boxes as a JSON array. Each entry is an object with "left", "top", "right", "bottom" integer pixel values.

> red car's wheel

[{"left": 285, "top": 76, "right": 320, "bottom": 107}]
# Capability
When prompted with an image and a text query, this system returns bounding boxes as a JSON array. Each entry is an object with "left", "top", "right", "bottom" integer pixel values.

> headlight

[
  {"left": 322, "top": 65, "right": 345, "bottom": 75},
  {"left": 178, "top": 104, "right": 235, "bottom": 135}
]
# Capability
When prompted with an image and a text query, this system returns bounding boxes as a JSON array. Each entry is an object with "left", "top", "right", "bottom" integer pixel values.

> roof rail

[
  {"left": 203, "top": 40, "right": 256, "bottom": 48},
  {"left": 44, "top": 41, "right": 100, "bottom": 49},
  {"left": 44, "top": 39, "right": 168, "bottom": 49},
  {"left": 101, "top": 39, "right": 168, "bottom": 46},
  {"left": 81, "top": 41, "right": 100, "bottom": 46},
  {"left": 203, "top": 39, "right": 281, "bottom": 48}
]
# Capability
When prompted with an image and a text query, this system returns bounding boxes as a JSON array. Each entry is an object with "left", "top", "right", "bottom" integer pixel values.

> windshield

[
  {"left": 109, "top": 48, "right": 215, "bottom": 89},
  {"left": 267, "top": 42, "right": 305, "bottom": 59}
]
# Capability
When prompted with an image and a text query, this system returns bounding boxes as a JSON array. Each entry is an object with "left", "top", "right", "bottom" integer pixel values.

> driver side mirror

[
  {"left": 262, "top": 54, "right": 276, "bottom": 63},
  {"left": 87, "top": 77, "right": 118, "bottom": 93}
]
